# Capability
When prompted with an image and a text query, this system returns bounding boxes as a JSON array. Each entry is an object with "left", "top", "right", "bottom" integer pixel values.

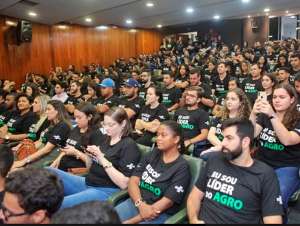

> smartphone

[{"left": 258, "top": 91, "right": 267, "bottom": 101}]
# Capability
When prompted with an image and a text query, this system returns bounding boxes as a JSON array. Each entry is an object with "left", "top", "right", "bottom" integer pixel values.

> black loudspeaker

[{"left": 16, "top": 20, "right": 32, "bottom": 43}]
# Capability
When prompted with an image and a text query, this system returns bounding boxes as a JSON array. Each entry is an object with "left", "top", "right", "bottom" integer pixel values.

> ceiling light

[
  {"left": 146, "top": 2, "right": 154, "bottom": 7},
  {"left": 242, "top": 0, "right": 250, "bottom": 3},
  {"left": 213, "top": 15, "right": 220, "bottom": 20},
  {"left": 157, "top": 24, "right": 162, "bottom": 28},
  {"left": 129, "top": 29, "right": 137, "bottom": 33},
  {"left": 186, "top": 7, "right": 194, "bottom": 13},
  {"left": 57, "top": 25, "right": 68, "bottom": 30},
  {"left": 126, "top": 19, "right": 133, "bottom": 24},
  {"left": 290, "top": 16, "right": 296, "bottom": 19},
  {"left": 5, "top": 20, "right": 17, "bottom": 26},
  {"left": 247, "top": 15, "right": 251, "bottom": 18},
  {"left": 96, "top": 25, "right": 108, "bottom": 30},
  {"left": 264, "top": 8, "right": 270, "bottom": 13},
  {"left": 85, "top": 18, "right": 92, "bottom": 23},
  {"left": 286, "top": 10, "right": 289, "bottom": 14},
  {"left": 28, "top": 12, "right": 37, "bottom": 17},
  {"left": 269, "top": 15, "right": 276, "bottom": 18}
]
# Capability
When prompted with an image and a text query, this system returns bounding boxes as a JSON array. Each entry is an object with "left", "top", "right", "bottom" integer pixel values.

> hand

[
  {"left": 184, "top": 140, "right": 192, "bottom": 147},
  {"left": 61, "top": 146, "right": 77, "bottom": 156},
  {"left": 190, "top": 218, "right": 205, "bottom": 224},
  {"left": 259, "top": 100, "right": 276, "bottom": 117},
  {"left": 251, "top": 99, "right": 262, "bottom": 116},
  {"left": 138, "top": 203, "right": 160, "bottom": 221},
  {"left": 12, "top": 144, "right": 21, "bottom": 152},
  {"left": 11, "top": 160, "right": 26, "bottom": 170},
  {"left": 200, "top": 145, "right": 222, "bottom": 156},
  {"left": 86, "top": 145, "right": 104, "bottom": 161}
]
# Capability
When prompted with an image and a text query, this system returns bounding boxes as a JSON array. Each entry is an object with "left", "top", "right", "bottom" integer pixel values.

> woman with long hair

[
  {"left": 12, "top": 100, "right": 71, "bottom": 169},
  {"left": 115, "top": 121, "right": 191, "bottom": 224},
  {"left": 250, "top": 84, "right": 300, "bottom": 217},
  {"left": 48, "top": 107, "right": 141, "bottom": 209},
  {"left": 50, "top": 102, "right": 103, "bottom": 172},
  {"left": 208, "top": 88, "right": 252, "bottom": 148},
  {"left": 262, "top": 73, "right": 278, "bottom": 103}
]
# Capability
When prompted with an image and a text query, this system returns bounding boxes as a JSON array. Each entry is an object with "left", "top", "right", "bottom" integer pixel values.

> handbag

[{"left": 16, "top": 139, "right": 37, "bottom": 161}]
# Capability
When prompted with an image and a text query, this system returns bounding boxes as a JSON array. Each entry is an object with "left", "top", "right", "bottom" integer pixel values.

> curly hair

[
  {"left": 5, "top": 168, "right": 64, "bottom": 217},
  {"left": 221, "top": 88, "right": 252, "bottom": 121}
]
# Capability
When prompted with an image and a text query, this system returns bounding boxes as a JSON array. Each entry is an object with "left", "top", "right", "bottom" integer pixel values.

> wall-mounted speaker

[{"left": 16, "top": 20, "right": 32, "bottom": 43}]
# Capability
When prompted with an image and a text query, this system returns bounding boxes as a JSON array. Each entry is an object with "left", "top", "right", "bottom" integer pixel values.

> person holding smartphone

[
  {"left": 250, "top": 83, "right": 300, "bottom": 221},
  {"left": 48, "top": 107, "right": 141, "bottom": 209}
]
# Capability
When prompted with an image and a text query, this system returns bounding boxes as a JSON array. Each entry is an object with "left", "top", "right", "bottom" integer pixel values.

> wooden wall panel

[
  {"left": 0, "top": 17, "right": 162, "bottom": 87},
  {"left": 0, "top": 18, "right": 52, "bottom": 86}
]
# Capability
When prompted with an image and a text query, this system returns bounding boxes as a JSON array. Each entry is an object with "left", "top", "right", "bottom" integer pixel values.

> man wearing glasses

[
  {"left": 0, "top": 168, "right": 63, "bottom": 224},
  {"left": 174, "top": 86, "right": 210, "bottom": 156}
]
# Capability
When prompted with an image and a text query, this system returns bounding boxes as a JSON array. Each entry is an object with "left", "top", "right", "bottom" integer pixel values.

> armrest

[
  {"left": 107, "top": 190, "right": 129, "bottom": 206},
  {"left": 164, "top": 208, "right": 187, "bottom": 224},
  {"left": 187, "top": 144, "right": 195, "bottom": 156}
]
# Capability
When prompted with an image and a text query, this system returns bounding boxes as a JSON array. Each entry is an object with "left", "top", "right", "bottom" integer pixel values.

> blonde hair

[{"left": 35, "top": 95, "right": 50, "bottom": 115}]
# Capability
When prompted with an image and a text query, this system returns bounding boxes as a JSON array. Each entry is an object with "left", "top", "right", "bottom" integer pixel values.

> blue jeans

[
  {"left": 275, "top": 167, "right": 300, "bottom": 210},
  {"left": 115, "top": 198, "right": 170, "bottom": 224},
  {"left": 47, "top": 167, "right": 120, "bottom": 209}
]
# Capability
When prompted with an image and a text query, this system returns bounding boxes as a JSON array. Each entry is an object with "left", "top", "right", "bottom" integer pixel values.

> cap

[
  {"left": 124, "top": 78, "right": 140, "bottom": 88},
  {"left": 99, "top": 78, "right": 115, "bottom": 88}
]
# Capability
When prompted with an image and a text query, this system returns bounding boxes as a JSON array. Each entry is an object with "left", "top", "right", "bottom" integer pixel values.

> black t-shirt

[
  {"left": 86, "top": 136, "right": 141, "bottom": 188},
  {"left": 210, "top": 117, "right": 223, "bottom": 142},
  {"left": 118, "top": 96, "right": 145, "bottom": 122},
  {"left": 40, "top": 121, "right": 71, "bottom": 147},
  {"left": 256, "top": 114, "right": 300, "bottom": 168},
  {"left": 59, "top": 127, "right": 105, "bottom": 170},
  {"left": 0, "top": 110, "right": 18, "bottom": 127},
  {"left": 66, "top": 95, "right": 83, "bottom": 106},
  {"left": 242, "top": 77, "right": 263, "bottom": 105},
  {"left": 139, "top": 83, "right": 154, "bottom": 100},
  {"left": 237, "top": 73, "right": 250, "bottom": 86},
  {"left": 161, "top": 87, "right": 182, "bottom": 109},
  {"left": 290, "top": 69, "right": 300, "bottom": 85},
  {"left": 27, "top": 118, "right": 51, "bottom": 141},
  {"left": 196, "top": 153, "right": 284, "bottom": 224},
  {"left": 199, "top": 83, "right": 214, "bottom": 112},
  {"left": 93, "top": 95, "right": 119, "bottom": 108},
  {"left": 6, "top": 111, "right": 38, "bottom": 134},
  {"left": 174, "top": 107, "right": 210, "bottom": 140},
  {"left": 211, "top": 74, "right": 230, "bottom": 100},
  {"left": 133, "top": 149, "right": 191, "bottom": 215}
]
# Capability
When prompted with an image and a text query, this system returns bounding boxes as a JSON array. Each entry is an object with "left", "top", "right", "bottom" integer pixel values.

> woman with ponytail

[{"left": 115, "top": 121, "right": 191, "bottom": 224}]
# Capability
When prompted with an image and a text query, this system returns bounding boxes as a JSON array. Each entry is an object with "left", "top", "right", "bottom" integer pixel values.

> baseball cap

[
  {"left": 124, "top": 78, "right": 140, "bottom": 88},
  {"left": 99, "top": 78, "right": 115, "bottom": 88}
]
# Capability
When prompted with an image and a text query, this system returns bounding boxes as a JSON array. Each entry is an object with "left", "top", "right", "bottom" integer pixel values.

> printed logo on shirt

[
  {"left": 162, "top": 94, "right": 172, "bottom": 104},
  {"left": 141, "top": 113, "right": 151, "bottom": 122},
  {"left": 276, "top": 196, "right": 283, "bottom": 205},
  {"left": 177, "top": 115, "right": 194, "bottom": 130},
  {"left": 174, "top": 185, "right": 184, "bottom": 193},
  {"left": 244, "top": 83, "right": 258, "bottom": 94},
  {"left": 135, "top": 104, "right": 141, "bottom": 109},
  {"left": 259, "top": 128, "right": 285, "bottom": 152},
  {"left": 126, "top": 163, "right": 136, "bottom": 170},
  {"left": 67, "top": 139, "right": 77, "bottom": 146},
  {"left": 139, "top": 164, "right": 162, "bottom": 197},
  {"left": 205, "top": 171, "right": 244, "bottom": 211},
  {"left": 53, "top": 135, "right": 61, "bottom": 140}
]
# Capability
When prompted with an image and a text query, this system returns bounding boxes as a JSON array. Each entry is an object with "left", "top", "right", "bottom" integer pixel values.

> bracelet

[
  {"left": 103, "top": 161, "right": 113, "bottom": 169},
  {"left": 134, "top": 198, "right": 144, "bottom": 207}
]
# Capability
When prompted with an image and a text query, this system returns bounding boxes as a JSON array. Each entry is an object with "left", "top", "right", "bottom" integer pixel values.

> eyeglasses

[{"left": 0, "top": 202, "right": 28, "bottom": 221}]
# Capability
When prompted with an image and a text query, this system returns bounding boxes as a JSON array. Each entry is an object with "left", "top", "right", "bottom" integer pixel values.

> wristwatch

[{"left": 134, "top": 198, "right": 144, "bottom": 207}]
